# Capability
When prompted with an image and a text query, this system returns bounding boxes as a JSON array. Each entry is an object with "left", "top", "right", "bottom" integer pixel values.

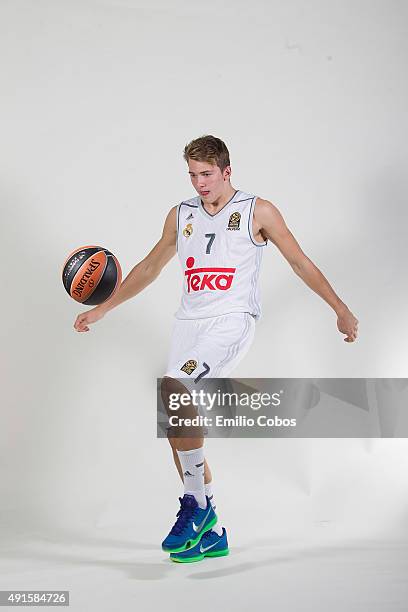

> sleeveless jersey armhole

[
  {"left": 248, "top": 197, "right": 267, "bottom": 247},
  {"left": 176, "top": 202, "right": 183, "bottom": 253},
  {"left": 176, "top": 201, "right": 199, "bottom": 253}
]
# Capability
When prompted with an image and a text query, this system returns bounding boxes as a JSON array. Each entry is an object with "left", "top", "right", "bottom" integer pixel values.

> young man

[{"left": 74, "top": 135, "right": 359, "bottom": 563}]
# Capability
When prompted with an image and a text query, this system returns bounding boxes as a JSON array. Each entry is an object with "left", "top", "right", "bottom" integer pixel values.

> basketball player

[{"left": 74, "top": 135, "right": 359, "bottom": 563}]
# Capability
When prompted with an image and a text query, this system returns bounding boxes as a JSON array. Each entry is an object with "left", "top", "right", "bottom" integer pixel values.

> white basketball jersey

[{"left": 175, "top": 189, "right": 267, "bottom": 320}]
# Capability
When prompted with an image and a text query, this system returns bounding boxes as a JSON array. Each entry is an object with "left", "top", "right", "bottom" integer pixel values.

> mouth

[{"left": 200, "top": 191, "right": 210, "bottom": 196}]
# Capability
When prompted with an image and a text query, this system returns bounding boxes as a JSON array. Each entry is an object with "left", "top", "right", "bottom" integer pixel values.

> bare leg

[
  {"left": 161, "top": 376, "right": 205, "bottom": 451},
  {"left": 161, "top": 376, "right": 213, "bottom": 484}
]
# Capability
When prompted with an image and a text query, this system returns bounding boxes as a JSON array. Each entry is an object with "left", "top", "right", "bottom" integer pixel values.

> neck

[{"left": 201, "top": 185, "right": 237, "bottom": 211}]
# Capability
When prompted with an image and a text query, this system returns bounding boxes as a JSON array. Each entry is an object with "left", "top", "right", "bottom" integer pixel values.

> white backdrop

[{"left": 1, "top": 0, "right": 407, "bottom": 603}]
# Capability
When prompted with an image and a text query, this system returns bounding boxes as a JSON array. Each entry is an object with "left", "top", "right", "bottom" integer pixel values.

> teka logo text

[{"left": 184, "top": 257, "right": 236, "bottom": 293}]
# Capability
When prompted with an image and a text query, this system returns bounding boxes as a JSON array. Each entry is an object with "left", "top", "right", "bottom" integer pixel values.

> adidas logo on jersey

[{"left": 184, "top": 257, "right": 236, "bottom": 293}]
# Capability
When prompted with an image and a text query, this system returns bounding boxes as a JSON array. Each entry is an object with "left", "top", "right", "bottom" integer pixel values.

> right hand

[{"left": 74, "top": 306, "right": 106, "bottom": 332}]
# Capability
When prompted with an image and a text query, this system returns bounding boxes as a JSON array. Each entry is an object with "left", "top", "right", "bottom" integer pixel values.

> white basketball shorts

[{"left": 164, "top": 312, "right": 256, "bottom": 394}]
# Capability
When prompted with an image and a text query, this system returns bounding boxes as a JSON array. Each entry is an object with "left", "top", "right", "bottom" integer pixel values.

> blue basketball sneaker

[
  {"left": 170, "top": 526, "right": 229, "bottom": 563},
  {"left": 161, "top": 494, "right": 217, "bottom": 553}
]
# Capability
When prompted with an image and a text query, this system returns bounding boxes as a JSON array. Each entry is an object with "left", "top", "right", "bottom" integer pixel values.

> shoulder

[
  {"left": 162, "top": 205, "right": 179, "bottom": 234},
  {"left": 165, "top": 200, "right": 197, "bottom": 231},
  {"left": 252, "top": 198, "right": 290, "bottom": 242},
  {"left": 254, "top": 197, "right": 279, "bottom": 212},
  {"left": 166, "top": 200, "right": 195, "bottom": 219},
  {"left": 254, "top": 197, "right": 283, "bottom": 222},
  {"left": 180, "top": 195, "right": 199, "bottom": 207},
  {"left": 166, "top": 205, "right": 178, "bottom": 221}
]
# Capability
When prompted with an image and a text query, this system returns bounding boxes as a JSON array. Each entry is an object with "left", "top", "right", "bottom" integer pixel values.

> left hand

[{"left": 337, "top": 307, "right": 359, "bottom": 342}]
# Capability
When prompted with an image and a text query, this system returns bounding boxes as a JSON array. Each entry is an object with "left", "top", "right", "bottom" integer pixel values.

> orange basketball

[{"left": 62, "top": 245, "right": 122, "bottom": 305}]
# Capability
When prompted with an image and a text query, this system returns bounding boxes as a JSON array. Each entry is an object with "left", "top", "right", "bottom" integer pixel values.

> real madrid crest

[
  {"left": 183, "top": 223, "right": 193, "bottom": 237},
  {"left": 227, "top": 211, "right": 241, "bottom": 231}
]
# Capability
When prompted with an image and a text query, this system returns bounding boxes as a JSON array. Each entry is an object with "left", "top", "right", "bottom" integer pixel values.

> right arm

[{"left": 74, "top": 206, "right": 177, "bottom": 332}]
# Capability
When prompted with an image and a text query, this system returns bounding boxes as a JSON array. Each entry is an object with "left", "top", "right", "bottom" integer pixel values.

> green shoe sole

[{"left": 170, "top": 548, "right": 229, "bottom": 563}]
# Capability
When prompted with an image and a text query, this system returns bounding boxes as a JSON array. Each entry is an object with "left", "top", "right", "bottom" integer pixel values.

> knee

[
  {"left": 161, "top": 376, "right": 191, "bottom": 408},
  {"left": 160, "top": 375, "right": 175, "bottom": 399},
  {"left": 161, "top": 376, "right": 177, "bottom": 413},
  {"left": 161, "top": 376, "right": 185, "bottom": 422},
  {"left": 160, "top": 376, "right": 200, "bottom": 435}
]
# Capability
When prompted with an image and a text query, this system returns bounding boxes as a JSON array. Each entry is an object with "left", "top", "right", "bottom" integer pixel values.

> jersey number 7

[{"left": 205, "top": 233, "right": 216, "bottom": 254}]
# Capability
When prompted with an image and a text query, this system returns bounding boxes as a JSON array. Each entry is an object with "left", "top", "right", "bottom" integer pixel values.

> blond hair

[{"left": 183, "top": 135, "right": 231, "bottom": 175}]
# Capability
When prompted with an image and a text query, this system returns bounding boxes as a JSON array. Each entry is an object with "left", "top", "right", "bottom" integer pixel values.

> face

[{"left": 188, "top": 159, "right": 230, "bottom": 200}]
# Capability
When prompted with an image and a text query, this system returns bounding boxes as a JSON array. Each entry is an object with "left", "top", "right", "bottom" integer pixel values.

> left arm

[{"left": 254, "top": 198, "right": 359, "bottom": 342}]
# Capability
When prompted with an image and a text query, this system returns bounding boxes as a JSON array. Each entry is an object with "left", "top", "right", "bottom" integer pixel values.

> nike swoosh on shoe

[
  {"left": 192, "top": 506, "right": 212, "bottom": 533},
  {"left": 200, "top": 539, "right": 221, "bottom": 553}
]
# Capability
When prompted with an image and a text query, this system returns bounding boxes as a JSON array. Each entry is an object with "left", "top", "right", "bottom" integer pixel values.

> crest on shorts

[
  {"left": 227, "top": 211, "right": 241, "bottom": 230},
  {"left": 180, "top": 359, "right": 197, "bottom": 375},
  {"left": 183, "top": 223, "right": 193, "bottom": 237}
]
